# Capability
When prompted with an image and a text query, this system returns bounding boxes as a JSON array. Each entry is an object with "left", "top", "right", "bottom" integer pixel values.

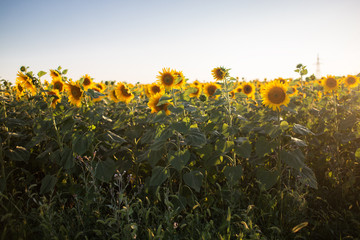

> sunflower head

[
  {"left": 261, "top": 81, "right": 290, "bottom": 111},
  {"left": 204, "top": 82, "right": 221, "bottom": 98},
  {"left": 109, "top": 89, "right": 120, "bottom": 102},
  {"left": 45, "top": 90, "right": 61, "bottom": 108},
  {"left": 115, "top": 82, "right": 134, "bottom": 104},
  {"left": 52, "top": 78, "right": 65, "bottom": 92},
  {"left": 81, "top": 74, "right": 94, "bottom": 90},
  {"left": 173, "top": 70, "right": 186, "bottom": 88},
  {"left": 148, "top": 92, "right": 171, "bottom": 115},
  {"left": 50, "top": 70, "right": 61, "bottom": 80},
  {"left": 211, "top": 67, "right": 228, "bottom": 81},
  {"left": 64, "top": 80, "right": 83, "bottom": 107},
  {"left": 157, "top": 68, "right": 176, "bottom": 90},
  {"left": 322, "top": 76, "right": 339, "bottom": 92},
  {"left": 242, "top": 82, "right": 255, "bottom": 99},
  {"left": 16, "top": 71, "right": 37, "bottom": 95},
  {"left": 148, "top": 83, "right": 164, "bottom": 97},
  {"left": 343, "top": 75, "right": 359, "bottom": 89},
  {"left": 189, "top": 85, "right": 201, "bottom": 98}
]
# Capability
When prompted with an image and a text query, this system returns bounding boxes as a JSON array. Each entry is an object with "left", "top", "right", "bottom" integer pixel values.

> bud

[
  {"left": 199, "top": 94, "right": 206, "bottom": 102},
  {"left": 20, "top": 66, "right": 26, "bottom": 72},
  {"left": 280, "top": 121, "right": 289, "bottom": 131}
]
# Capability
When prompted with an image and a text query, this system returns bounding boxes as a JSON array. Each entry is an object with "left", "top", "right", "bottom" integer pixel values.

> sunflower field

[{"left": 0, "top": 65, "right": 360, "bottom": 239}]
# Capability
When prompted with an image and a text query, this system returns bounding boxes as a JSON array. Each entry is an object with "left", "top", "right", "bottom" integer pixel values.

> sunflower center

[
  {"left": 17, "top": 84, "right": 23, "bottom": 92},
  {"left": 268, "top": 87, "right": 286, "bottom": 104},
  {"left": 151, "top": 85, "right": 161, "bottom": 94},
  {"left": 347, "top": 77, "right": 356, "bottom": 85},
  {"left": 207, "top": 85, "right": 217, "bottom": 96},
  {"left": 54, "top": 81, "right": 63, "bottom": 91},
  {"left": 236, "top": 88, "right": 242, "bottom": 93},
  {"left": 121, "top": 85, "right": 131, "bottom": 97},
  {"left": 71, "top": 85, "right": 82, "bottom": 99},
  {"left": 243, "top": 85, "right": 252, "bottom": 94},
  {"left": 326, "top": 78, "right": 337, "bottom": 88},
  {"left": 83, "top": 78, "right": 91, "bottom": 86},
  {"left": 280, "top": 79, "right": 285, "bottom": 84},
  {"left": 162, "top": 74, "right": 174, "bottom": 86}
]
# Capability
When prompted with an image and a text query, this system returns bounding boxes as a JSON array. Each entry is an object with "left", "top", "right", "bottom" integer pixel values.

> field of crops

[{"left": 1, "top": 65, "right": 360, "bottom": 239}]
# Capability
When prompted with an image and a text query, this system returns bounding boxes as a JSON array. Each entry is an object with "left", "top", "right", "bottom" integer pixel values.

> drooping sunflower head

[
  {"left": 50, "top": 70, "right": 61, "bottom": 80},
  {"left": 64, "top": 80, "right": 83, "bottom": 107},
  {"left": 148, "top": 92, "right": 171, "bottom": 115},
  {"left": 109, "top": 89, "right": 120, "bottom": 102},
  {"left": 322, "top": 75, "right": 339, "bottom": 92},
  {"left": 173, "top": 70, "right": 186, "bottom": 88},
  {"left": 81, "top": 74, "right": 94, "bottom": 90},
  {"left": 157, "top": 68, "right": 176, "bottom": 90},
  {"left": 52, "top": 78, "right": 64, "bottom": 92},
  {"left": 45, "top": 90, "right": 61, "bottom": 108},
  {"left": 204, "top": 82, "right": 221, "bottom": 98},
  {"left": 16, "top": 71, "right": 36, "bottom": 95},
  {"left": 343, "top": 75, "right": 359, "bottom": 89},
  {"left": 14, "top": 80, "right": 25, "bottom": 99},
  {"left": 94, "top": 82, "right": 106, "bottom": 92},
  {"left": 115, "top": 82, "right": 134, "bottom": 104},
  {"left": 211, "top": 67, "right": 228, "bottom": 81},
  {"left": 261, "top": 81, "right": 290, "bottom": 111},
  {"left": 189, "top": 85, "right": 201, "bottom": 98}
]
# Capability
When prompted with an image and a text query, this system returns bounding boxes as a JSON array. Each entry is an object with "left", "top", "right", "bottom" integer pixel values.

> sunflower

[
  {"left": 261, "top": 81, "right": 290, "bottom": 111},
  {"left": 64, "top": 80, "right": 83, "bottom": 107},
  {"left": 148, "top": 92, "right": 171, "bottom": 115},
  {"left": 115, "top": 82, "right": 134, "bottom": 104},
  {"left": 192, "top": 80, "right": 201, "bottom": 86},
  {"left": 203, "top": 82, "right": 221, "bottom": 98},
  {"left": 274, "top": 77, "right": 288, "bottom": 86},
  {"left": 229, "top": 90, "right": 235, "bottom": 99},
  {"left": 16, "top": 71, "right": 36, "bottom": 95},
  {"left": 189, "top": 85, "right": 201, "bottom": 98},
  {"left": 81, "top": 74, "right": 94, "bottom": 91},
  {"left": 50, "top": 69, "right": 61, "bottom": 80},
  {"left": 343, "top": 75, "right": 359, "bottom": 89},
  {"left": 322, "top": 75, "right": 339, "bottom": 92},
  {"left": 157, "top": 68, "right": 176, "bottom": 90},
  {"left": 148, "top": 83, "right": 164, "bottom": 96},
  {"left": 109, "top": 89, "right": 120, "bottom": 102},
  {"left": 52, "top": 78, "right": 65, "bottom": 92},
  {"left": 45, "top": 90, "right": 61, "bottom": 108},
  {"left": 289, "top": 86, "right": 298, "bottom": 97},
  {"left": 242, "top": 82, "right": 255, "bottom": 99},
  {"left": 14, "top": 81, "right": 25, "bottom": 99},
  {"left": 211, "top": 67, "right": 228, "bottom": 81},
  {"left": 174, "top": 70, "right": 186, "bottom": 88},
  {"left": 94, "top": 82, "right": 106, "bottom": 92}
]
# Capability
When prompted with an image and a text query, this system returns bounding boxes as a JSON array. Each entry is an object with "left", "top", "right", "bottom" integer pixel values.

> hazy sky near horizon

[{"left": 0, "top": 0, "right": 359, "bottom": 84}]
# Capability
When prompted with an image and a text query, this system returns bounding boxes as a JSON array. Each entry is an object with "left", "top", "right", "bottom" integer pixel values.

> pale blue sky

[{"left": 0, "top": 0, "right": 359, "bottom": 84}]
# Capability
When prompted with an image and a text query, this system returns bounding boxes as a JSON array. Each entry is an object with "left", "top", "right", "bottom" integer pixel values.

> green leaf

[
  {"left": 235, "top": 141, "right": 252, "bottom": 158},
  {"left": 280, "top": 149, "right": 305, "bottom": 171},
  {"left": 168, "top": 105, "right": 184, "bottom": 115},
  {"left": 183, "top": 170, "right": 203, "bottom": 192},
  {"left": 95, "top": 158, "right": 117, "bottom": 182},
  {"left": 223, "top": 165, "right": 243, "bottom": 185},
  {"left": 293, "top": 124, "right": 314, "bottom": 135},
  {"left": 169, "top": 149, "right": 190, "bottom": 171},
  {"left": 256, "top": 168, "right": 279, "bottom": 190},
  {"left": 255, "top": 137, "right": 273, "bottom": 157},
  {"left": 40, "top": 175, "right": 57, "bottom": 194},
  {"left": 290, "top": 137, "right": 307, "bottom": 147},
  {"left": 72, "top": 132, "right": 93, "bottom": 155},
  {"left": 156, "top": 94, "right": 172, "bottom": 106},
  {"left": 5, "top": 146, "right": 30, "bottom": 163},
  {"left": 339, "top": 115, "right": 357, "bottom": 130},
  {"left": 185, "top": 128, "right": 206, "bottom": 147},
  {"left": 171, "top": 122, "right": 189, "bottom": 134},
  {"left": 62, "top": 69, "right": 68, "bottom": 75},
  {"left": 149, "top": 166, "right": 170, "bottom": 187},
  {"left": 298, "top": 166, "right": 318, "bottom": 189},
  {"left": 86, "top": 88, "right": 106, "bottom": 99},
  {"left": 37, "top": 71, "right": 47, "bottom": 78},
  {"left": 61, "top": 146, "right": 74, "bottom": 169},
  {"left": 355, "top": 148, "right": 360, "bottom": 159}
]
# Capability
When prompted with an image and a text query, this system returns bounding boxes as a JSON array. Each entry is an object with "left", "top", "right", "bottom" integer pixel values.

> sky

[{"left": 0, "top": 0, "right": 359, "bottom": 84}]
